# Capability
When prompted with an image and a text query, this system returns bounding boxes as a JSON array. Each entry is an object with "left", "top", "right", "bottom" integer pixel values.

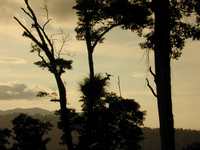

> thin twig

[
  {"left": 149, "top": 66, "right": 156, "bottom": 78},
  {"left": 24, "top": 0, "right": 45, "bottom": 43},
  {"left": 118, "top": 76, "right": 122, "bottom": 97},
  {"left": 58, "top": 34, "right": 68, "bottom": 58},
  {"left": 42, "top": 19, "right": 52, "bottom": 30},
  {"left": 50, "top": 99, "right": 60, "bottom": 102},
  {"left": 146, "top": 78, "right": 157, "bottom": 97}
]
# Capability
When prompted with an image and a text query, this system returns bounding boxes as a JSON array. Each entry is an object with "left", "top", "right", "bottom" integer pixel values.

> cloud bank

[
  {"left": 0, "top": 0, "right": 75, "bottom": 25},
  {"left": 0, "top": 57, "right": 27, "bottom": 64},
  {"left": 0, "top": 83, "right": 37, "bottom": 100}
]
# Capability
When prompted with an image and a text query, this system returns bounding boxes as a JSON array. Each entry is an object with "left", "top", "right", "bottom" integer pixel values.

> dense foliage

[
  {"left": 11, "top": 114, "right": 52, "bottom": 150},
  {"left": 74, "top": 74, "right": 145, "bottom": 150}
]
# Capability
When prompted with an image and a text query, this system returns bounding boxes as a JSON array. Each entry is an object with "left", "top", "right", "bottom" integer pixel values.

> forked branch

[
  {"left": 14, "top": 17, "right": 43, "bottom": 49},
  {"left": 91, "top": 23, "right": 120, "bottom": 51}
]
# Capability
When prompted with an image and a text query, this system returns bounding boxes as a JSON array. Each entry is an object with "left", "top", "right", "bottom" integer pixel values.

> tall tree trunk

[
  {"left": 84, "top": 23, "right": 96, "bottom": 149},
  {"left": 54, "top": 74, "right": 74, "bottom": 150},
  {"left": 85, "top": 41, "right": 95, "bottom": 150},
  {"left": 153, "top": 0, "right": 175, "bottom": 150},
  {"left": 85, "top": 24, "right": 95, "bottom": 80}
]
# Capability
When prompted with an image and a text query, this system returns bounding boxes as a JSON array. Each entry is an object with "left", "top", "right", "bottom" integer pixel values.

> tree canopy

[{"left": 11, "top": 114, "right": 52, "bottom": 150}]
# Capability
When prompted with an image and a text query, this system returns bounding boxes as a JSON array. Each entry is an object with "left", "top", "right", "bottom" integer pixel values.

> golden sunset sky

[{"left": 0, "top": 0, "right": 200, "bottom": 129}]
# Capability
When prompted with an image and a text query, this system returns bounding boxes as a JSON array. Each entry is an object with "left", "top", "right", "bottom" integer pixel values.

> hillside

[
  {"left": 0, "top": 108, "right": 52, "bottom": 115},
  {"left": 141, "top": 128, "right": 200, "bottom": 150},
  {"left": 0, "top": 108, "right": 200, "bottom": 150}
]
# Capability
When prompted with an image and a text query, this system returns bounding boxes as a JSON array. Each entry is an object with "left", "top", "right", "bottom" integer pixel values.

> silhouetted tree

[
  {"left": 0, "top": 128, "right": 11, "bottom": 150},
  {"left": 73, "top": 0, "right": 151, "bottom": 79},
  {"left": 101, "top": 92, "right": 144, "bottom": 150},
  {"left": 139, "top": 1, "right": 200, "bottom": 150},
  {"left": 11, "top": 114, "right": 52, "bottom": 150},
  {"left": 74, "top": 0, "right": 116, "bottom": 142},
  {"left": 77, "top": 74, "right": 110, "bottom": 149},
  {"left": 14, "top": 0, "right": 74, "bottom": 149},
  {"left": 76, "top": 74, "right": 145, "bottom": 150},
  {"left": 183, "top": 142, "right": 200, "bottom": 150},
  {"left": 73, "top": 1, "right": 150, "bottom": 146},
  {"left": 101, "top": 1, "right": 200, "bottom": 150},
  {"left": 151, "top": 0, "right": 175, "bottom": 149},
  {"left": 74, "top": 0, "right": 116, "bottom": 80}
]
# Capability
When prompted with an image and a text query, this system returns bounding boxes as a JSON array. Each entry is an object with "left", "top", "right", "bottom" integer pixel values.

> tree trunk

[
  {"left": 85, "top": 24, "right": 95, "bottom": 80},
  {"left": 87, "top": 51, "right": 95, "bottom": 80},
  {"left": 84, "top": 43, "right": 95, "bottom": 150},
  {"left": 153, "top": 0, "right": 175, "bottom": 150},
  {"left": 84, "top": 23, "right": 96, "bottom": 149},
  {"left": 54, "top": 74, "right": 74, "bottom": 150}
]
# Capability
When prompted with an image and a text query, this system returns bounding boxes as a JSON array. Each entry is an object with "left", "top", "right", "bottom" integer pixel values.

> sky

[{"left": 0, "top": 0, "right": 200, "bottom": 129}]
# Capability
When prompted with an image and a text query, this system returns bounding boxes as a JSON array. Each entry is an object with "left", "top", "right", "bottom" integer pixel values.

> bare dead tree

[{"left": 14, "top": 0, "right": 73, "bottom": 150}]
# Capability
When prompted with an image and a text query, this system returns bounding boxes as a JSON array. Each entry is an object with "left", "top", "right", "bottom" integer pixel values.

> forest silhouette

[{"left": 1, "top": 0, "right": 200, "bottom": 150}]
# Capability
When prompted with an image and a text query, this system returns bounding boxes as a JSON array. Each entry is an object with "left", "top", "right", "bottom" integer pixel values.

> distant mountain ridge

[{"left": 0, "top": 107, "right": 53, "bottom": 115}]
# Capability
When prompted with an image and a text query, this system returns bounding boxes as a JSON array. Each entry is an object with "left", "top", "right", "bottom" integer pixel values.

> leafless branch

[
  {"left": 58, "top": 34, "right": 68, "bottom": 58},
  {"left": 42, "top": 19, "right": 52, "bottom": 30},
  {"left": 14, "top": 15, "right": 53, "bottom": 64},
  {"left": 14, "top": 16, "right": 43, "bottom": 49},
  {"left": 37, "top": 24, "right": 54, "bottom": 55},
  {"left": 43, "top": 2, "right": 49, "bottom": 20},
  {"left": 17, "top": 0, "right": 55, "bottom": 61},
  {"left": 50, "top": 99, "right": 60, "bottom": 102},
  {"left": 34, "top": 1, "right": 54, "bottom": 55},
  {"left": 21, "top": 8, "right": 33, "bottom": 19},
  {"left": 118, "top": 76, "right": 122, "bottom": 97},
  {"left": 149, "top": 66, "right": 156, "bottom": 78},
  {"left": 24, "top": 0, "right": 55, "bottom": 58},
  {"left": 146, "top": 78, "right": 157, "bottom": 97}
]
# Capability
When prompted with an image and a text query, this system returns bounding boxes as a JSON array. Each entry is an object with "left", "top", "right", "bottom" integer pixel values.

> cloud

[
  {"left": 0, "top": 57, "right": 27, "bottom": 64},
  {"left": 0, "top": 83, "right": 38, "bottom": 100},
  {"left": 0, "top": 0, "right": 75, "bottom": 23},
  {"left": 23, "top": 0, "right": 75, "bottom": 22},
  {"left": 28, "top": 0, "right": 77, "bottom": 29},
  {"left": 45, "top": 0, "right": 76, "bottom": 22}
]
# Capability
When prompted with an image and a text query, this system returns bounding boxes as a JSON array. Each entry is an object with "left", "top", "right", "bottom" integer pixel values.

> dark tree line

[
  {"left": 11, "top": 114, "right": 52, "bottom": 150},
  {"left": 183, "top": 142, "right": 200, "bottom": 150}
]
